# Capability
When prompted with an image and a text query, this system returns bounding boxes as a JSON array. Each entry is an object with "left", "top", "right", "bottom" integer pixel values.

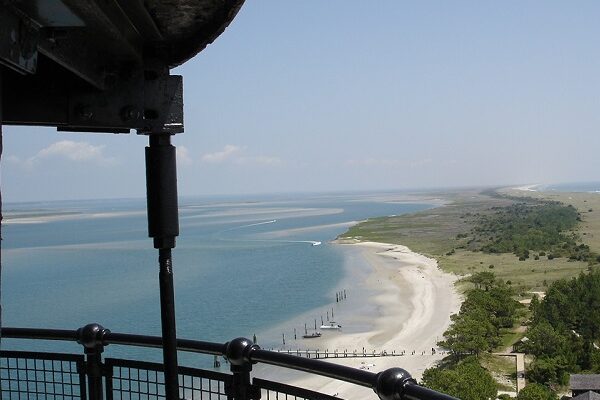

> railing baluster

[
  {"left": 104, "top": 360, "right": 114, "bottom": 400},
  {"left": 225, "top": 338, "right": 260, "bottom": 400},
  {"left": 76, "top": 357, "right": 89, "bottom": 400},
  {"left": 77, "top": 323, "right": 110, "bottom": 400}
]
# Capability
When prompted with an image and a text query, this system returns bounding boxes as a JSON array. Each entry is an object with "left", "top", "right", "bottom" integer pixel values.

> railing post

[
  {"left": 225, "top": 338, "right": 260, "bottom": 400},
  {"left": 77, "top": 323, "right": 110, "bottom": 400}
]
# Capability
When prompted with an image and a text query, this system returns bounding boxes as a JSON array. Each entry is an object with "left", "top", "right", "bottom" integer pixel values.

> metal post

[
  {"left": 225, "top": 338, "right": 260, "bottom": 400},
  {"left": 159, "top": 248, "right": 179, "bottom": 398},
  {"left": 0, "top": 68, "right": 3, "bottom": 348},
  {"left": 145, "top": 133, "right": 180, "bottom": 400},
  {"left": 77, "top": 324, "right": 110, "bottom": 400}
]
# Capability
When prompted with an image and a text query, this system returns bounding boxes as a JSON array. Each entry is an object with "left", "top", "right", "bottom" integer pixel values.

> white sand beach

[
  {"left": 254, "top": 241, "right": 461, "bottom": 399},
  {"left": 512, "top": 184, "right": 540, "bottom": 192}
]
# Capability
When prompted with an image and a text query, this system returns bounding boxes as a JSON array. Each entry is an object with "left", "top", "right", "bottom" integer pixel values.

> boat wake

[
  {"left": 233, "top": 219, "right": 277, "bottom": 229},
  {"left": 218, "top": 219, "right": 277, "bottom": 234},
  {"left": 217, "top": 219, "right": 321, "bottom": 247},
  {"left": 254, "top": 239, "right": 322, "bottom": 247}
]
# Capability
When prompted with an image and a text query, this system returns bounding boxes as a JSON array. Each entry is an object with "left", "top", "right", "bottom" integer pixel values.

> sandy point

[{"left": 253, "top": 241, "right": 462, "bottom": 399}]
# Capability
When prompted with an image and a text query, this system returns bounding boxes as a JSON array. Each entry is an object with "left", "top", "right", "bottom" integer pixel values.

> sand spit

[{"left": 253, "top": 241, "right": 461, "bottom": 399}]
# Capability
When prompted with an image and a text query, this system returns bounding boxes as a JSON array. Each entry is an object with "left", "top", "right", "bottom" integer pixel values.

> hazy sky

[{"left": 3, "top": 1, "right": 600, "bottom": 202}]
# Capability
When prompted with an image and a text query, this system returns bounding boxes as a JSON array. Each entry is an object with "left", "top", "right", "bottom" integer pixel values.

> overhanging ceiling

[{"left": 0, "top": 0, "right": 245, "bottom": 133}]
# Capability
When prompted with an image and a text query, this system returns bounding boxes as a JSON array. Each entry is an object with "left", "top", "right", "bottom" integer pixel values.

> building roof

[
  {"left": 571, "top": 375, "right": 600, "bottom": 391},
  {"left": 573, "top": 391, "right": 600, "bottom": 400}
]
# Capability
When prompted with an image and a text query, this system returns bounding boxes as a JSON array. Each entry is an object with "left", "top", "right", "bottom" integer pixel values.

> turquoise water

[{"left": 2, "top": 192, "right": 432, "bottom": 366}]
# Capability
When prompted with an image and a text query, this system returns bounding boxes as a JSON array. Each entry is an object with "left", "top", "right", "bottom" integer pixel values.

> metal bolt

[
  {"left": 77, "top": 105, "right": 94, "bottom": 120},
  {"left": 120, "top": 106, "right": 141, "bottom": 122}
]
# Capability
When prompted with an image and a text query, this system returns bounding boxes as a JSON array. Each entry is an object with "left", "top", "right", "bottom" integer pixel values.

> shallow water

[
  {"left": 2, "top": 192, "right": 432, "bottom": 367},
  {"left": 542, "top": 182, "right": 600, "bottom": 193}
]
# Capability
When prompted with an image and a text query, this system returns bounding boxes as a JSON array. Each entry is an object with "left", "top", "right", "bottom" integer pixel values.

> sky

[{"left": 3, "top": 1, "right": 600, "bottom": 202}]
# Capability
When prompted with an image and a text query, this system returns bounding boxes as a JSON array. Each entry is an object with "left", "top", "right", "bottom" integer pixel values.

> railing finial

[
  {"left": 225, "top": 337, "right": 260, "bottom": 366},
  {"left": 76, "top": 323, "right": 110, "bottom": 400},
  {"left": 76, "top": 323, "right": 110, "bottom": 352},
  {"left": 374, "top": 367, "right": 417, "bottom": 400}
]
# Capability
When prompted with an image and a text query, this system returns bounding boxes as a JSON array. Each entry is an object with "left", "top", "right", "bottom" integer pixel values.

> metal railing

[{"left": 0, "top": 324, "right": 457, "bottom": 400}]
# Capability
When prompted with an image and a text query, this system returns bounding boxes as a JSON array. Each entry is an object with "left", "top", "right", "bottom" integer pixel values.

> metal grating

[
  {"left": 0, "top": 351, "right": 85, "bottom": 400},
  {"left": 105, "top": 358, "right": 232, "bottom": 400},
  {"left": 254, "top": 378, "right": 342, "bottom": 400},
  {"left": 0, "top": 351, "right": 347, "bottom": 400}
]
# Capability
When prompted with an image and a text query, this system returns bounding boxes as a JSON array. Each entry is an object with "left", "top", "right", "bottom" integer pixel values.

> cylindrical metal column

[
  {"left": 146, "top": 134, "right": 179, "bottom": 249},
  {"left": 0, "top": 68, "right": 3, "bottom": 348},
  {"left": 158, "top": 247, "right": 179, "bottom": 399},
  {"left": 145, "top": 133, "right": 180, "bottom": 400}
]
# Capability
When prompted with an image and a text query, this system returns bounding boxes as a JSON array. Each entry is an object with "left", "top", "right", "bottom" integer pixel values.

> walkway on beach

[{"left": 494, "top": 352, "right": 526, "bottom": 393}]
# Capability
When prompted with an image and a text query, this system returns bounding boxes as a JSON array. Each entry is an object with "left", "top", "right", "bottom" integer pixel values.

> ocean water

[
  {"left": 542, "top": 182, "right": 600, "bottom": 193},
  {"left": 1, "top": 192, "right": 432, "bottom": 366}
]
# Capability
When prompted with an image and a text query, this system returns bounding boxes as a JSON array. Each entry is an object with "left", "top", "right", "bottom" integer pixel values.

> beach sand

[{"left": 253, "top": 241, "right": 461, "bottom": 399}]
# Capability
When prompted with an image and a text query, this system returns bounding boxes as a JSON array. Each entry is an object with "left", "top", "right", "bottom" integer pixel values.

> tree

[
  {"left": 516, "top": 383, "right": 557, "bottom": 400},
  {"left": 527, "top": 356, "right": 570, "bottom": 386},
  {"left": 469, "top": 271, "right": 496, "bottom": 291},
  {"left": 422, "top": 358, "right": 497, "bottom": 400},
  {"left": 438, "top": 308, "right": 496, "bottom": 357},
  {"left": 529, "top": 294, "right": 540, "bottom": 314},
  {"left": 522, "top": 320, "right": 567, "bottom": 358}
]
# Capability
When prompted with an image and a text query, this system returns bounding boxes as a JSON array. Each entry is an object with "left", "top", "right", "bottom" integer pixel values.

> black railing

[{"left": 0, "top": 324, "right": 458, "bottom": 400}]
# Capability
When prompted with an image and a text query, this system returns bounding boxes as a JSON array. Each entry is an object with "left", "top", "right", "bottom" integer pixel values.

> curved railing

[{"left": 1, "top": 324, "right": 457, "bottom": 400}]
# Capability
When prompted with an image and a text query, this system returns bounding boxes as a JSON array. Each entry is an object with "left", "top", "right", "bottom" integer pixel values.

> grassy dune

[
  {"left": 339, "top": 187, "right": 594, "bottom": 294},
  {"left": 340, "top": 189, "right": 513, "bottom": 256},
  {"left": 502, "top": 188, "right": 600, "bottom": 253}
]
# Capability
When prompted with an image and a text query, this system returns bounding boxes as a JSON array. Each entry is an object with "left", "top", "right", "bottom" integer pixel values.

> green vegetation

[
  {"left": 522, "top": 271, "right": 600, "bottom": 385},
  {"left": 438, "top": 272, "right": 522, "bottom": 358},
  {"left": 423, "top": 273, "right": 522, "bottom": 397},
  {"left": 340, "top": 191, "right": 597, "bottom": 279},
  {"left": 465, "top": 201, "right": 598, "bottom": 263},
  {"left": 338, "top": 190, "right": 513, "bottom": 256},
  {"left": 421, "top": 357, "right": 498, "bottom": 400},
  {"left": 341, "top": 188, "right": 600, "bottom": 393},
  {"left": 501, "top": 189, "right": 600, "bottom": 256},
  {"left": 515, "top": 383, "right": 558, "bottom": 400}
]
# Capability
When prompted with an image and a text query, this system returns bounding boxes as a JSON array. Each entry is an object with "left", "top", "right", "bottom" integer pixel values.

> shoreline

[{"left": 254, "top": 240, "right": 461, "bottom": 399}]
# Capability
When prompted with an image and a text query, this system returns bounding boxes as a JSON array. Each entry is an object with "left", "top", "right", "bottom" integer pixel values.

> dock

[{"left": 268, "top": 348, "right": 443, "bottom": 359}]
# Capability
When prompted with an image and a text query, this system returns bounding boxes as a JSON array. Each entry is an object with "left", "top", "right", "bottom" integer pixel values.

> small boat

[
  {"left": 320, "top": 321, "right": 342, "bottom": 330},
  {"left": 302, "top": 332, "right": 322, "bottom": 339},
  {"left": 311, "top": 241, "right": 322, "bottom": 246}
]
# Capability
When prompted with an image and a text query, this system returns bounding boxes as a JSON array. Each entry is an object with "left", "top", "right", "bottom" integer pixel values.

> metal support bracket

[{"left": 61, "top": 71, "right": 183, "bottom": 134}]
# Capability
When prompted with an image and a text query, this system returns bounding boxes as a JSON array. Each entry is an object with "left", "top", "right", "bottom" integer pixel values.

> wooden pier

[{"left": 267, "top": 348, "right": 443, "bottom": 359}]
